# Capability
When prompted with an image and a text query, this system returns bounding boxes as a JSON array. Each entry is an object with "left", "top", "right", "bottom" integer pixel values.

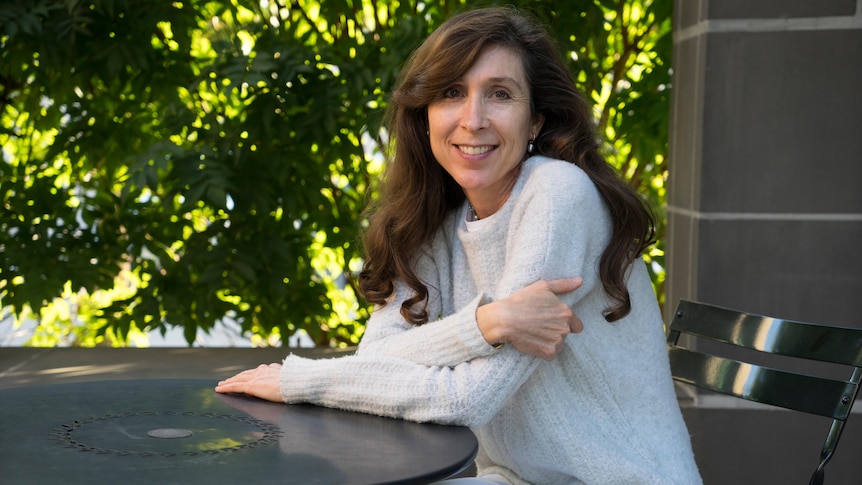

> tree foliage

[{"left": 0, "top": 0, "right": 671, "bottom": 347}]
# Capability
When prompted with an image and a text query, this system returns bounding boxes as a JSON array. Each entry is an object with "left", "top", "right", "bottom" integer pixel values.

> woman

[{"left": 217, "top": 7, "right": 701, "bottom": 484}]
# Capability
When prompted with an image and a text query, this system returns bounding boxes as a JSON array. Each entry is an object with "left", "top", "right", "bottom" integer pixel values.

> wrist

[{"left": 476, "top": 301, "right": 507, "bottom": 348}]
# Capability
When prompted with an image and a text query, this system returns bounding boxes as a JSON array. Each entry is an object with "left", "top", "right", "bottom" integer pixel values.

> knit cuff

[{"left": 279, "top": 354, "right": 332, "bottom": 403}]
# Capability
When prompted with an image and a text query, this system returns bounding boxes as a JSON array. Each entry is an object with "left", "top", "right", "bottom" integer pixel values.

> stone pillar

[
  {"left": 666, "top": 1, "right": 862, "bottom": 483},
  {"left": 667, "top": 0, "right": 862, "bottom": 326}
]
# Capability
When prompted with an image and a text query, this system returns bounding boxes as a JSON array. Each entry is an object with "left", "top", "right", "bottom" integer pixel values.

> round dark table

[{"left": 0, "top": 379, "right": 478, "bottom": 484}]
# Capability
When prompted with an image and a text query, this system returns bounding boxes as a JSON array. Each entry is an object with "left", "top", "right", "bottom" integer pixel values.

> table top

[{"left": 0, "top": 379, "right": 478, "bottom": 484}]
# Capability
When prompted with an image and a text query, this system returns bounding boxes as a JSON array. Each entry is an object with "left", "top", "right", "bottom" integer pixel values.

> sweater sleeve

[
  {"left": 355, "top": 281, "right": 497, "bottom": 367},
  {"left": 279, "top": 159, "right": 608, "bottom": 426},
  {"left": 355, "top": 235, "right": 499, "bottom": 368},
  {"left": 280, "top": 346, "right": 536, "bottom": 427}
]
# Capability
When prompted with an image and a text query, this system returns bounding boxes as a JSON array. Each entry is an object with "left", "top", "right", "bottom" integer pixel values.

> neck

[{"left": 464, "top": 163, "right": 522, "bottom": 219}]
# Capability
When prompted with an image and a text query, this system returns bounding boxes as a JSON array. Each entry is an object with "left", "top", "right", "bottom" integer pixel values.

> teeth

[{"left": 458, "top": 145, "right": 493, "bottom": 155}]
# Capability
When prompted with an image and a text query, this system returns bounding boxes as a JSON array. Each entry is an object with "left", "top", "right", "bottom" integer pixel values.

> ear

[{"left": 530, "top": 114, "right": 545, "bottom": 139}]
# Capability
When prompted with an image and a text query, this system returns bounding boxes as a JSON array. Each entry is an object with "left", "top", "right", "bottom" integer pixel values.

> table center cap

[{"left": 147, "top": 428, "right": 194, "bottom": 439}]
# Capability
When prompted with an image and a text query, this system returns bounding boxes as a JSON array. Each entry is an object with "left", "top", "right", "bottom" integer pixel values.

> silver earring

[{"left": 528, "top": 139, "right": 535, "bottom": 154}]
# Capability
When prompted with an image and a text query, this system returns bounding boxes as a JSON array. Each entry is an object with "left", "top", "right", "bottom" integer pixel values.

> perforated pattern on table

[{"left": 49, "top": 410, "right": 282, "bottom": 457}]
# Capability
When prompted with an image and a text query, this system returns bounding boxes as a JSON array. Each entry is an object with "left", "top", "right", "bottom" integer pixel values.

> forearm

[
  {"left": 279, "top": 349, "right": 538, "bottom": 427},
  {"left": 358, "top": 293, "right": 498, "bottom": 367}
]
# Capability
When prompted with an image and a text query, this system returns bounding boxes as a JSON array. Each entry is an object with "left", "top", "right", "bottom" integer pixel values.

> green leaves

[{"left": 1, "top": 0, "right": 672, "bottom": 347}]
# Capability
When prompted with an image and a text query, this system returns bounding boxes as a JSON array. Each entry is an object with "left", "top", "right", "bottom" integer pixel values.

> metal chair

[{"left": 667, "top": 300, "right": 862, "bottom": 485}]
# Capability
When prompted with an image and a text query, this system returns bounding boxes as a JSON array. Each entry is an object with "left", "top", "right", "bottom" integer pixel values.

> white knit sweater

[{"left": 280, "top": 156, "right": 702, "bottom": 484}]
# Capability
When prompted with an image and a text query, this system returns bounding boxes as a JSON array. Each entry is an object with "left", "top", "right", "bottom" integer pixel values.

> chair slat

[
  {"left": 670, "top": 300, "right": 862, "bottom": 367},
  {"left": 668, "top": 347, "right": 856, "bottom": 419}
]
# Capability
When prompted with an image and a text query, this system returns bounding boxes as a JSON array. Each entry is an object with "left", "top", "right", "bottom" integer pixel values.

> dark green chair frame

[{"left": 667, "top": 300, "right": 862, "bottom": 485}]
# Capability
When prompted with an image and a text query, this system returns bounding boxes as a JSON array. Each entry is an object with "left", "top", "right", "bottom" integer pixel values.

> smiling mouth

[{"left": 457, "top": 145, "right": 495, "bottom": 155}]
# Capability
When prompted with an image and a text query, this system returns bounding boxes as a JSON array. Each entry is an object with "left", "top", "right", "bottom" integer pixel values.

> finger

[
  {"left": 215, "top": 380, "right": 245, "bottom": 394},
  {"left": 217, "top": 374, "right": 248, "bottom": 388},
  {"left": 540, "top": 343, "right": 558, "bottom": 361},
  {"left": 221, "top": 365, "right": 268, "bottom": 385},
  {"left": 223, "top": 368, "right": 256, "bottom": 382},
  {"left": 569, "top": 314, "right": 585, "bottom": 334},
  {"left": 544, "top": 277, "right": 583, "bottom": 295},
  {"left": 218, "top": 374, "right": 243, "bottom": 385}
]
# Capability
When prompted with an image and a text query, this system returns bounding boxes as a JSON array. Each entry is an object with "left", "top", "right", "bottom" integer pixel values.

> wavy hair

[{"left": 359, "top": 7, "right": 655, "bottom": 324}]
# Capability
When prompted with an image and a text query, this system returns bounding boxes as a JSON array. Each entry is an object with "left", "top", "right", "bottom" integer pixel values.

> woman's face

[{"left": 427, "top": 44, "right": 543, "bottom": 216}]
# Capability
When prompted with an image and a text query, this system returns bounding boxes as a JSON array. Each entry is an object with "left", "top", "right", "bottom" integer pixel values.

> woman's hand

[
  {"left": 215, "top": 363, "right": 284, "bottom": 403},
  {"left": 477, "top": 277, "right": 584, "bottom": 361}
]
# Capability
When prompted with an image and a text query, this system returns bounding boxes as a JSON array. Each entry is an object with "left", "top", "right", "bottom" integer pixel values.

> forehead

[{"left": 462, "top": 44, "right": 528, "bottom": 85}]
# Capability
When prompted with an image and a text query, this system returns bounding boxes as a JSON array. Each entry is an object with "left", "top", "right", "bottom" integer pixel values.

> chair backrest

[{"left": 667, "top": 300, "right": 862, "bottom": 485}]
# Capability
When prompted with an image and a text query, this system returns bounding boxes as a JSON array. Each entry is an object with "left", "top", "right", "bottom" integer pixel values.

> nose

[{"left": 461, "top": 95, "right": 488, "bottom": 131}]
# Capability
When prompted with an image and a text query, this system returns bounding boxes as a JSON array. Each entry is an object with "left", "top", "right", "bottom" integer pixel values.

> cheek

[
  {"left": 427, "top": 110, "right": 452, "bottom": 154},
  {"left": 427, "top": 106, "right": 449, "bottom": 135},
  {"left": 429, "top": 137, "right": 450, "bottom": 171}
]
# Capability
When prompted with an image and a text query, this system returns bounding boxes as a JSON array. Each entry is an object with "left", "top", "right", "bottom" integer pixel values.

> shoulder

[
  {"left": 504, "top": 156, "right": 611, "bottom": 256},
  {"left": 517, "top": 156, "right": 603, "bottom": 212}
]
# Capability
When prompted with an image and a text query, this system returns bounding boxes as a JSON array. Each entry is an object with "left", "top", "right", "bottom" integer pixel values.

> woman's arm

[
  {"left": 218, "top": 160, "right": 606, "bottom": 425},
  {"left": 355, "top": 287, "right": 489, "bottom": 368},
  {"left": 358, "top": 273, "right": 583, "bottom": 366},
  {"left": 358, "top": 210, "right": 585, "bottom": 367},
  {"left": 216, "top": 346, "right": 537, "bottom": 427}
]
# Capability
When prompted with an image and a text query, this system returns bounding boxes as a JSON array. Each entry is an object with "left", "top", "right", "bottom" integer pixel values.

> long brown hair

[{"left": 359, "top": 7, "right": 655, "bottom": 324}]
